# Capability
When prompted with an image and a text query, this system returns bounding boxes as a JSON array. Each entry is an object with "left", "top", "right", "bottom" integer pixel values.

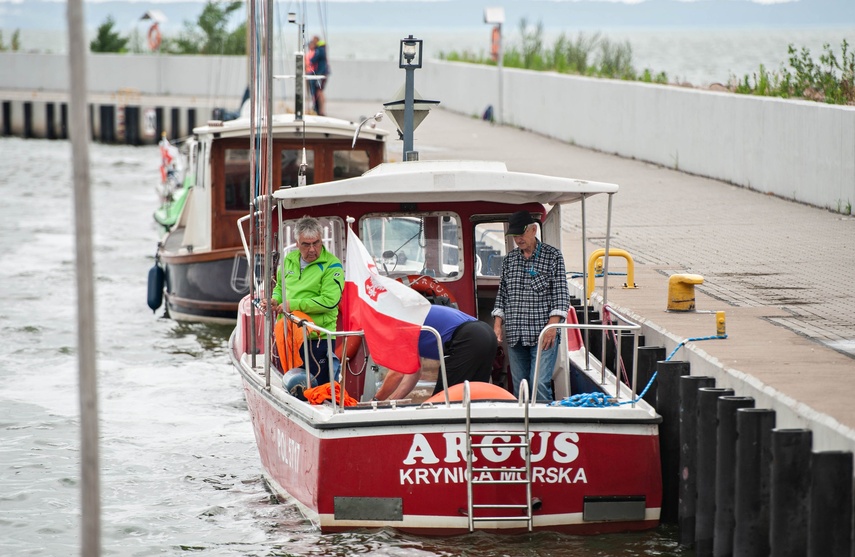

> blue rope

[
  {"left": 550, "top": 334, "right": 728, "bottom": 408},
  {"left": 550, "top": 391, "right": 617, "bottom": 408}
]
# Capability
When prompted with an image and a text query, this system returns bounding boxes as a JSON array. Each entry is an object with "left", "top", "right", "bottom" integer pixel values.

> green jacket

[{"left": 272, "top": 247, "right": 344, "bottom": 336}]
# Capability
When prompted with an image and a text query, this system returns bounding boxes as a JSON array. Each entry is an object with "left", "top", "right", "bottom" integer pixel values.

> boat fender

[
  {"left": 282, "top": 367, "right": 318, "bottom": 401},
  {"left": 147, "top": 264, "right": 164, "bottom": 311},
  {"left": 425, "top": 381, "right": 516, "bottom": 404},
  {"left": 396, "top": 274, "right": 458, "bottom": 307}
]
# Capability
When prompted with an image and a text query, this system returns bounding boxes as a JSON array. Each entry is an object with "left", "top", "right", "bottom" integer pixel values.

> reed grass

[
  {"left": 730, "top": 40, "right": 854, "bottom": 105},
  {"left": 439, "top": 18, "right": 668, "bottom": 85}
]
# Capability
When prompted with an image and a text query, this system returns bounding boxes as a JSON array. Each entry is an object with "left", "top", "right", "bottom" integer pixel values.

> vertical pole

[
  {"left": 403, "top": 66, "right": 415, "bottom": 159},
  {"left": 695, "top": 387, "right": 734, "bottom": 557},
  {"left": 248, "top": 0, "right": 257, "bottom": 369},
  {"left": 264, "top": 0, "right": 274, "bottom": 389},
  {"left": 732, "top": 408, "right": 776, "bottom": 557},
  {"left": 679, "top": 375, "right": 716, "bottom": 547},
  {"left": 497, "top": 22, "right": 503, "bottom": 124},
  {"left": 657, "top": 359, "right": 691, "bottom": 524},
  {"left": 808, "top": 451, "right": 853, "bottom": 557},
  {"left": 770, "top": 428, "right": 812, "bottom": 557},
  {"left": 68, "top": 0, "right": 101, "bottom": 553},
  {"left": 713, "top": 396, "right": 755, "bottom": 557},
  {"left": 635, "top": 346, "right": 665, "bottom": 407}
]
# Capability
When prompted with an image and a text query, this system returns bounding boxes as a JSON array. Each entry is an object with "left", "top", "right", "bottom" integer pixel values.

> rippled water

[{"left": 0, "top": 137, "right": 688, "bottom": 556}]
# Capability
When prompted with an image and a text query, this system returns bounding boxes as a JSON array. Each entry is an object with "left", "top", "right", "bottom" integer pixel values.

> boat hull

[
  {"left": 238, "top": 370, "right": 662, "bottom": 535},
  {"left": 162, "top": 250, "right": 249, "bottom": 324}
]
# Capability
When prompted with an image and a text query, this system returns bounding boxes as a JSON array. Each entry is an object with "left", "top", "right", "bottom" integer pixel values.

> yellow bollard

[
  {"left": 716, "top": 311, "right": 726, "bottom": 336},
  {"left": 667, "top": 274, "right": 704, "bottom": 311}
]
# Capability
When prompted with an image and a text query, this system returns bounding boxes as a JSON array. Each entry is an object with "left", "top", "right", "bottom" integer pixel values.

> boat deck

[{"left": 328, "top": 100, "right": 855, "bottom": 454}]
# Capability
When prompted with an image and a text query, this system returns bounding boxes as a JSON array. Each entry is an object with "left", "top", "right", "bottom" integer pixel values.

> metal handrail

[
  {"left": 530, "top": 305, "right": 642, "bottom": 405},
  {"left": 281, "top": 311, "right": 364, "bottom": 414}
]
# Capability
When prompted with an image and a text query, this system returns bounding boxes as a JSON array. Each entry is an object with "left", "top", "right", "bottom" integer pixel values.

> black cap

[{"left": 506, "top": 210, "right": 535, "bottom": 235}]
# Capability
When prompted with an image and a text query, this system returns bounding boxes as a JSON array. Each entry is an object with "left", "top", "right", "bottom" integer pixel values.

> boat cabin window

[
  {"left": 280, "top": 149, "right": 315, "bottom": 188},
  {"left": 332, "top": 150, "right": 371, "bottom": 180},
  {"left": 474, "top": 222, "right": 509, "bottom": 277},
  {"left": 224, "top": 148, "right": 252, "bottom": 211},
  {"left": 279, "top": 216, "right": 345, "bottom": 260},
  {"left": 359, "top": 213, "right": 463, "bottom": 281}
]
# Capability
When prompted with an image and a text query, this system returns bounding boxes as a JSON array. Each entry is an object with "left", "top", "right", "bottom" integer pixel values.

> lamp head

[{"left": 398, "top": 35, "right": 423, "bottom": 69}]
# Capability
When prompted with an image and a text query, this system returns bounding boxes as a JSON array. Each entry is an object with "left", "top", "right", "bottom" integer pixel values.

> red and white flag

[{"left": 343, "top": 227, "right": 431, "bottom": 373}]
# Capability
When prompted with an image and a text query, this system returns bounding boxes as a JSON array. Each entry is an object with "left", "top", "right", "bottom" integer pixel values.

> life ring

[
  {"left": 147, "top": 24, "right": 162, "bottom": 51},
  {"left": 490, "top": 26, "right": 501, "bottom": 62},
  {"left": 396, "top": 274, "right": 458, "bottom": 307},
  {"left": 425, "top": 381, "right": 516, "bottom": 404}
]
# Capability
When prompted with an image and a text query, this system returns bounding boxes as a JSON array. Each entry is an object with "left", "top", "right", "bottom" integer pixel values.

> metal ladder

[{"left": 464, "top": 380, "right": 534, "bottom": 532}]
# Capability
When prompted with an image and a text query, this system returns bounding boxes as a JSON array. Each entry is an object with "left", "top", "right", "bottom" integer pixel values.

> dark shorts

[{"left": 433, "top": 320, "right": 498, "bottom": 394}]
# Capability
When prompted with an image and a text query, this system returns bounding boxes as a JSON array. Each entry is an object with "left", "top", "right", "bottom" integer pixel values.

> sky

[{"left": 1, "top": 0, "right": 853, "bottom": 36}]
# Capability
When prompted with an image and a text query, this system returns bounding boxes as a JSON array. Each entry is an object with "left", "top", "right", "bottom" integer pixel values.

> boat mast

[
  {"left": 263, "top": 0, "right": 275, "bottom": 387},
  {"left": 68, "top": 0, "right": 101, "bottom": 553}
]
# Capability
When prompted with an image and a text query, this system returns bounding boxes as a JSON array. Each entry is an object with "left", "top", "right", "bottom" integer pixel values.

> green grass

[
  {"left": 439, "top": 18, "right": 667, "bottom": 84},
  {"left": 730, "top": 40, "right": 854, "bottom": 105},
  {"left": 441, "top": 19, "right": 853, "bottom": 106}
]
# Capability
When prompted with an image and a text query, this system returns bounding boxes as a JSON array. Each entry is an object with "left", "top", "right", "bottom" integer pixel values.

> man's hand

[
  {"left": 493, "top": 317, "right": 503, "bottom": 344},
  {"left": 540, "top": 327, "right": 557, "bottom": 350}
]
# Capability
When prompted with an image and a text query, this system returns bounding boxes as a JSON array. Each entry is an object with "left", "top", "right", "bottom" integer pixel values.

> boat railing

[
  {"left": 530, "top": 305, "right": 643, "bottom": 406},
  {"left": 279, "top": 313, "right": 453, "bottom": 411},
  {"left": 279, "top": 311, "right": 358, "bottom": 414}
]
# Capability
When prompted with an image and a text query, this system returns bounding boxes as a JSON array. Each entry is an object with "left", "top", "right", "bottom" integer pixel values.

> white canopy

[{"left": 272, "top": 160, "right": 618, "bottom": 209}]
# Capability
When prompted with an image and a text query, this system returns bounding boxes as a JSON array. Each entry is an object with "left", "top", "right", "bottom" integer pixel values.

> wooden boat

[
  {"left": 149, "top": 112, "right": 387, "bottom": 324},
  {"left": 229, "top": 159, "right": 663, "bottom": 534}
]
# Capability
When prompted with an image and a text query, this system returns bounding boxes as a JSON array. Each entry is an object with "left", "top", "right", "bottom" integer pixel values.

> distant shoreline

[{"left": 6, "top": 25, "right": 852, "bottom": 87}]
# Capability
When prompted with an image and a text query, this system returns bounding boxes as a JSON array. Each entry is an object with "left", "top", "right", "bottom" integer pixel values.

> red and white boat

[{"left": 228, "top": 159, "right": 662, "bottom": 535}]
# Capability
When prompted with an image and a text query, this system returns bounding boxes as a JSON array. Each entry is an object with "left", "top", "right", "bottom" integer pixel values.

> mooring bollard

[
  {"left": 713, "top": 396, "right": 755, "bottom": 557},
  {"left": 695, "top": 387, "right": 735, "bottom": 557},
  {"left": 770, "top": 429, "right": 812, "bottom": 557},
  {"left": 678, "top": 375, "right": 716, "bottom": 547},
  {"left": 656, "top": 359, "right": 691, "bottom": 524},
  {"left": 808, "top": 450, "right": 854, "bottom": 557},
  {"left": 733, "top": 408, "right": 776, "bottom": 557}
]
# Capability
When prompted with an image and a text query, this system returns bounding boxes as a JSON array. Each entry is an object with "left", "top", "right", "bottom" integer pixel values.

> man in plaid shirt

[{"left": 492, "top": 210, "right": 570, "bottom": 402}]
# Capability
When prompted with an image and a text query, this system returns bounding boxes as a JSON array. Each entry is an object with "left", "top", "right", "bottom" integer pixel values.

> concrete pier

[{"left": 329, "top": 100, "right": 855, "bottom": 457}]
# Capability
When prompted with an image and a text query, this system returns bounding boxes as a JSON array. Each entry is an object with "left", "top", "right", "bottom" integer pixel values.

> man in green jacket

[{"left": 269, "top": 216, "right": 344, "bottom": 383}]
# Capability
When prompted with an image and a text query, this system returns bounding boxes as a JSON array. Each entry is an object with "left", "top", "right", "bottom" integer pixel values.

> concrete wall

[{"left": 2, "top": 52, "right": 853, "bottom": 213}]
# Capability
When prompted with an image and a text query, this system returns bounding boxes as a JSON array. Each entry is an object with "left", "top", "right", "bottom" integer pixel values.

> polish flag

[{"left": 343, "top": 227, "right": 431, "bottom": 373}]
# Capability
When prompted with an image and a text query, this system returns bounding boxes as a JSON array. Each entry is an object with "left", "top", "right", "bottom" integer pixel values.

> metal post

[
  {"left": 733, "top": 408, "right": 776, "bottom": 557},
  {"left": 713, "top": 396, "right": 755, "bottom": 557},
  {"left": 496, "top": 23, "right": 503, "bottom": 124},
  {"left": 68, "top": 0, "right": 101, "bottom": 553},
  {"left": 403, "top": 66, "right": 415, "bottom": 159},
  {"left": 657, "top": 359, "right": 691, "bottom": 524},
  {"left": 808, "top": 451, "right": 853, "bottom": 557},
  {"left": 770, "top": 428, "right": 812, "bottom": 557},
  {"left": 696, "top": 387, "right": 734, "bottom": 557},
  {"left": 678, "top": 375, "right": 716, "bottom": 547}
]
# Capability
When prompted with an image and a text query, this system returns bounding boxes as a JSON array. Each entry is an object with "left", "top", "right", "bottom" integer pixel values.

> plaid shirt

[{"left": 492, "top": 240, "right": 570, "bottom": 346}]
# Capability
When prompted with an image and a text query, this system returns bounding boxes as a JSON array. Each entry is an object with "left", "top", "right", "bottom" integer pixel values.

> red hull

[{"left": 241, "top": 380, "right": 662, "bottom": 535}]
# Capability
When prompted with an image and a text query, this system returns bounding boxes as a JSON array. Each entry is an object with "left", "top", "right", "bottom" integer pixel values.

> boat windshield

[{"left": 359, "top": 213, "right": 463, "bottom": 280}]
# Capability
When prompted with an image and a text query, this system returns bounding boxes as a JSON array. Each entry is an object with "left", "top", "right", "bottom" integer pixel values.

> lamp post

[
  {"left": 384, "top": 36, "right": 438, "bottom": 161},
  {"left": 484, "top": 7, "right": 505, "bottom": 124},
  {"left": 400, "top": 35, "right": 422, "bottom": 161}
]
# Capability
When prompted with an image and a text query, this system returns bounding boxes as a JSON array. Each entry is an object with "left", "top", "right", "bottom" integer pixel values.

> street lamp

[
  {"left": 400, "top": 36, "right": 421, "bottom": 160},
  {"left": 484, "top": 7, "right": 505, "bottom": 124},
  {"left": 384, "top": 35, "right": 439, "bottom": 161}
]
